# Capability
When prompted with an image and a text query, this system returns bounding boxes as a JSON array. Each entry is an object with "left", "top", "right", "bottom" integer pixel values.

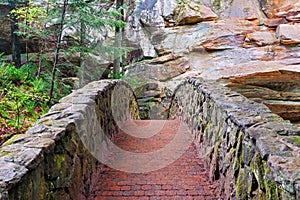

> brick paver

[{"left": 88, "top": 120, "right": 220, "bottom": 200}]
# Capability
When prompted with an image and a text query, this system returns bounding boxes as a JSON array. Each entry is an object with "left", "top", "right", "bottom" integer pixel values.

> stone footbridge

[{"left": 0, "top": 80, "right": 299, "bottom": 200}]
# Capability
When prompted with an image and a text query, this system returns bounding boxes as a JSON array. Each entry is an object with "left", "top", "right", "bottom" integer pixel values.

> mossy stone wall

[
  {"left": 170, "top": 78, "right": 300, "bottom": 199},
  {"left": 0, "top": 80, "right": 139, "bottom": 200}
]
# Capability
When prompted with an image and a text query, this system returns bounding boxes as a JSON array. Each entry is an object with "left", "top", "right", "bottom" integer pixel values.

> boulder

[
  {"left": 276, "top": 24, "right": 300, "bottom": 44},
  {"left": 174, "top": 3, "right": 218, "bottom": 25},
  {"left": 124, "top": 0, "right": 167, "bottom": 58},
  {"left": 244, "top": 31, "right": 278, "bottom": 47}
]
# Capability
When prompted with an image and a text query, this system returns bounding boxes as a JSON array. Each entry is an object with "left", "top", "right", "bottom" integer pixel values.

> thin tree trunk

[
  {"left": 113, "top": 31, "right": 121, "bottom": 77},
  {"left": 113, "top": 0, "right": 124, "bottom": 78},
  {"left": 79, "top": 16, "right": 85, "bottom": 67},
  {"left": 9, "top": 0, "right": 21, "bottom": 68},
  {"left": 49, "top": 0, "right": 68, "bottom": 103},
  {"left": 25, "top": 5, "right": 29, "bottom": 62},
  {"left": 37, "top": 41, "right": 44, "bottom": 78},
  {"left": 37, "top": 0, "right": 50, "bottom": 78}
]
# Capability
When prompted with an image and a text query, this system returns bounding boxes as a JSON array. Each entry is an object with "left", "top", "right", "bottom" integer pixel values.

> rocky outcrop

[
  {"left": 125, "top": 0, "right": 217, "bottom": 58},
  {"left": 124, "top": 0, "right": 300, "bottom": 122},
  {"left": 226, "top": 70, "right": 300, "bottom": 123}
]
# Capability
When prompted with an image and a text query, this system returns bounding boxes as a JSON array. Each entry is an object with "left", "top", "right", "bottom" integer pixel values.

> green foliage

[
  {"left": 0, "top": 0, "right": 131, "bottom": 144},
  {"left": 0, "top": 61, "right": 71, "bottom": 145},
  {"left": 10, "top": 0, "right": 46, "bottom": 27}
]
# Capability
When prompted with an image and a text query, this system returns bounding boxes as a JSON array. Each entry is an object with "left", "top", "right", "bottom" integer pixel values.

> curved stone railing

[
  {"left": 169, "top": 78, "right": 300, "bottom": 199},
  {"left": 0, "top": 80, "right": 139, "bottom": 199}
]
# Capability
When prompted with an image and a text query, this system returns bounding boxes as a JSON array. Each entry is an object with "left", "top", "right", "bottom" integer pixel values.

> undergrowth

[{"left": 0, "top": 59, "right": 71, "bottom": 145}]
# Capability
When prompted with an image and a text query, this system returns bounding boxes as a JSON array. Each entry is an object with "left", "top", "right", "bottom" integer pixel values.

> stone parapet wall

[
  {"left": 169, "top": 78, "right": 300, "bottom": 199},
  {"left": 0, "top": 80, "right": 139, "bottom": 200}
]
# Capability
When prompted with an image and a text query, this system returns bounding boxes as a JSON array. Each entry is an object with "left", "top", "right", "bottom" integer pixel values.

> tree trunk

[
  {"left": 79, "top": 15, "right": 85, "bottom": 68},
  {"left": 49, "top": 0, "right": 68, "bottom": 103},
  {"left": 9, "top": 0, "right": 21, "bottom": 68},
  {"left": 113, "top": 0, "right": 124, "bottom": 78}
]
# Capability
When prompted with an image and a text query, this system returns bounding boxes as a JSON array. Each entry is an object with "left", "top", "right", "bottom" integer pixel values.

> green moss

[
  {"left": 293, "top": 138, "right": 300, "bottom": 146},
  {"left": 213, "top": 0, "right": 221, "bottom": 10},
  {"left": 50, "top": 182, "right": 55, "bottom": 190},
  {"left": 0, "top": 150, "right": 11, "bottom": 156},
  {"left": 288, "top": 136, "right": 300, "bottom": 147},
  {"left": 235, "top": 168, "right": 247, "bottom": 199},
  {"left": 249, "top": 153, "right": 266, "bottom": 196},
  {"left": 2, "top": 134, "right": 29, "bottom": 146},
  {"left": 266, "top": 181, "right": 280, "bottom": 200},
  {"left": 54, "top": 154, "right": 65, "bottom": 171},
  {"left": 194, "top": 5, "right": 200, "bottom": 12}
]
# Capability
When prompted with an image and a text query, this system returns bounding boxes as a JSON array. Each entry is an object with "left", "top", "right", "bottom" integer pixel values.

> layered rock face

[
  {"left": 227, "top": 70, "right": 300, "bottom": 125},
  {"left": 124, "top": 0, "right": 300, "bottom": 123}
]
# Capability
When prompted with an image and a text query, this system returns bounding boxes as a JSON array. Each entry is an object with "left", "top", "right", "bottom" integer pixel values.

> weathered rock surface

[
  {"left": 125, "top": 56, "right": 189, "bottom": 83},
  {"left": 151, "top": 22, "right": 212, "bottom": 55},
  {"left": 260, "top": 0, "right": 300, "bottom": 20},
  {"left": 276, "top": 24, "right": 300, "bottom": 44},
  {"left": 201, "top": 0, "right": 266, "bottom": 21}
]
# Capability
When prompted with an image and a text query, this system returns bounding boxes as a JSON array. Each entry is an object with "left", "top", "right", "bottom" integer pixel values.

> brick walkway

[{"left": 88, "top": 120, "right": 220, "bottom": 200}]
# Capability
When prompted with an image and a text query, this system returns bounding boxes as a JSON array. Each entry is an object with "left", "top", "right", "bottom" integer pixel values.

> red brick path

[{"left": 88, "top": 120, "right": 220, "bottom": 200}]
